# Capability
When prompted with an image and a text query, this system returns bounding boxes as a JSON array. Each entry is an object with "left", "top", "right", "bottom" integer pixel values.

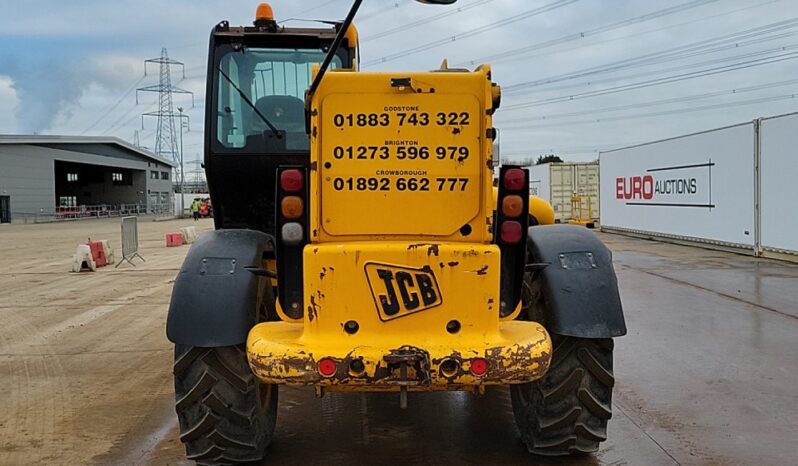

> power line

[
  {"left": 102, "top": 78, "right": 193, "bottom": 136},
  {"left": 80, "top": 75, "right": 145, "bottom": 135},
  {"left": 503, "top": 17, "right": 798, "bottom": 95},
  {"left": 362, "top": 0, "right": 496, "bottom": 41},
  {"left": 501, "top": 93, "right": 798, "bottom": 130},
  {"left": 499, "top": 77, "right": 798, "bottom": 125},
  {"left": 357, "top": 1, "right": 407, "bottom": 23},
  {"left": 502, "top": 49, "right": 798, "bottom": 111},
  {"left": 282, "top": 0, "right": 339, "bottom": 22},
  {"left": 500, "top": 142, "right": 642, "bottom": 157},
  {"left": 457, "top": 0, "right": 781, "bottom": 75},
  {"left": 505, "top": 42, "right": 798, "bottom": 101},
  {"left": 101, "top": 100, "right": 154, "bottom": 136},
  {"left": 456, "top": 0, "right": 721, "bottom": 67},
  {"left": 362, "top": 0, "right": 581, "bottom": 68}
]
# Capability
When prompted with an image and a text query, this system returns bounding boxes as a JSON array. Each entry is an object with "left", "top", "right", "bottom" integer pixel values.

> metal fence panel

[{"left": 117, "top": 216, "right": 145, "bottom": 267}]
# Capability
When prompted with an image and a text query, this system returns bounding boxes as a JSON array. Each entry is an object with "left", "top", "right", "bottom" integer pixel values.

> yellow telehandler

[{"left": 166, "top": 2, "right": 626, "bottom": 463}]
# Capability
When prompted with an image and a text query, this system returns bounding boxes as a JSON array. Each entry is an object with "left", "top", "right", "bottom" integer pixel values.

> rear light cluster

[
  {"left": 496, "top": 168, "right": 529, "bottom": 245},
  {"left": 276, "top": 166, "right": 309, "bottom": 320},
  {"left": 494, "top": 166, "right": 530, "bottom": 318},
  {"left": 279, "top": 169, "right": 305, "bottom": 245}
]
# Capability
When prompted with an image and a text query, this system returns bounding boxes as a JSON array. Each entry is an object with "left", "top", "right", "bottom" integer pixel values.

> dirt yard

[
  {"left": 1, "top": 218, "right": 797, "bottom": 465},
  {"left": 0, "top": 217, "right": 212, "bottom": 465}
]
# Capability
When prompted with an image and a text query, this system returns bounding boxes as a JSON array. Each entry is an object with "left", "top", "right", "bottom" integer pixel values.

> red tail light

[
  {"left": 470, "top": 358, "right": 488, "bottom": 376},
  {"left": 280, "top": 169, "right": 303, "bottom": 192},
  {"left": 503, "top": 168, "right": 525, "bottom": 191},
  {"left": 318, "top": 358, "right": 337, "bottom": 377},
  {"left": 500, "top": 221, "right": 522, "bottom": 243}
]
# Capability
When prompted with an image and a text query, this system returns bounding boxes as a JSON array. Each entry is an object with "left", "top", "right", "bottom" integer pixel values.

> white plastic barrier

[
  {"left": 72, "top": 244, "right": 96, "bottom": 272},
  {"left": 100, "top": 240, "right": 115, "bottom": 264},
  {"left": 179, "top": 226, "right": 198, "bottom": 244}
]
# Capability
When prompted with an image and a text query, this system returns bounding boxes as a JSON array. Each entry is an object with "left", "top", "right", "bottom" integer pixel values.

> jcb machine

[{"left": 167, "top": 1, "right": 626, "bottom": 463}]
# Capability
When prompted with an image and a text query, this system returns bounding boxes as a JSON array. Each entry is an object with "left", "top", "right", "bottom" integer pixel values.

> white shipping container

[
  {"left": 599, "top": 123, "right": 755, "bottom": 247},
  {"left": 529, "top": 162, "right": 599, "bottom": 222},
  {"left": 759, "top": 113, "right": 798, "bottom": 254}
]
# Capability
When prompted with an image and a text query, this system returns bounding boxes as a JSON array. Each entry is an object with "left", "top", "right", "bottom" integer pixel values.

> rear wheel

[
  {"left": 511, "top": 337, "right": 614, "bottom": 455},
  {"left": 510, "top": 269, "right": 615, "bottom": 456},
  {"left": 173, "top": 344, "right": 278, "bottom": 465}
]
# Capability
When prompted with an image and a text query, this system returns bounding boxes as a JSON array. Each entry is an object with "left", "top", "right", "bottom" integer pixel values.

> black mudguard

[
  {"left": 166, "top": 229, "right": 272, "bottom": 347},
  {"left": 527, "top": 224, "right": 627, "bottom": 338}
]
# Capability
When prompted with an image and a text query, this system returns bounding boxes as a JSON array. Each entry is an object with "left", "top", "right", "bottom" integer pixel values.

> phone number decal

[
  {"left": 332, "top": 111, "right": 470, "bottom": 128},
  {"left": 331, "top": 177, "right": 469, "bottom": 192},
  {"left": 331, "top": 145, "right": 469, "bottom": 161}
]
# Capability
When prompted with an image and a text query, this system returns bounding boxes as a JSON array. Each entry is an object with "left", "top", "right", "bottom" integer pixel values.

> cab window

[{"left": 216, "top": 47, "right": 342, "bottom": 151}]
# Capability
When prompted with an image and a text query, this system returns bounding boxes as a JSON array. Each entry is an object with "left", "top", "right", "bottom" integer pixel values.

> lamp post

[{"left": 177, "top": 107, "right": 185, "bottom": 217}]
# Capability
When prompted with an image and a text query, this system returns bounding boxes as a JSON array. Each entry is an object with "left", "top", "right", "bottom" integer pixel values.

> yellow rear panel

[
  {"left": 246, "top": 65, "right": 552, "bottom": 390},
  {"left": 304, "top": 242, "right": 500, "bottom": 337},
  {"left": 308, "top": 68, "right": 495, "bottom": 243}
]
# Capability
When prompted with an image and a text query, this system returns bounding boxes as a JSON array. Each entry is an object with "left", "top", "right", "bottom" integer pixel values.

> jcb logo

[{"left": 365, "top": 263, "right": 442, "bottom": 321}]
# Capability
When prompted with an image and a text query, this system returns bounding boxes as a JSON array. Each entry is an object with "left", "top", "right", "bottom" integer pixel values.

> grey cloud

[{"left": 1, "top": 56, "right": 141, "bottom": 133}]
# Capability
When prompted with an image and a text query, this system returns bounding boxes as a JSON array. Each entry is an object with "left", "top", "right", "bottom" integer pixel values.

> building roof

[{"left": 0, "top": 135, "right": 177, "bottom": 167}]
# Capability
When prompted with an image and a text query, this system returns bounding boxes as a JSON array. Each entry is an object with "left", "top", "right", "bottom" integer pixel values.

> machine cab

[{"left": 204, "top": 4, "right": 358, "bottom": 233}]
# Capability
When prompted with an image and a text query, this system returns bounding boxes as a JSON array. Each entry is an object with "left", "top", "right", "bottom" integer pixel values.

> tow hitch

[{"left": 384, "top": 346, "right": 431, "bottom": 409}]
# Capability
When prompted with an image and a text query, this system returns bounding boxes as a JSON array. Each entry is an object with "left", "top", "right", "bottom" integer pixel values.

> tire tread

[
  {"left": 173, "top": 344, "right": 277, "bottom": 465},
  {"left": 511, "top": 337, "right": 615, "bottom": 456}
]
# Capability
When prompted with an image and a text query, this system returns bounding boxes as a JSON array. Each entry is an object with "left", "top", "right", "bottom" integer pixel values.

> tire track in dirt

[{"left": 0, "top": 283, "right": 169, "bottom": 464}]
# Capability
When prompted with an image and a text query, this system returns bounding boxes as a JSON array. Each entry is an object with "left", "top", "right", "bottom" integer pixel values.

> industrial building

[{"left": 0, "top": 135, "right": 176, "bottom": 223}]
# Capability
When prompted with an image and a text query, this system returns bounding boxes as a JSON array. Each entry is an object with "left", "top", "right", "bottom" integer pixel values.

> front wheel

[
  {"left": 510, "top": 336, "right": 614, "bottom": 456},
  {"left": 173, "top": 344, "right": 278, "bottom": 465}
]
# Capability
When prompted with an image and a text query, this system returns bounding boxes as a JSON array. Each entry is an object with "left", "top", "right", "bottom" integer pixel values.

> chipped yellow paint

[
  {"left": 245, "top": 64, "right": 553, "bottom": 391},
  {"left": 247, "top": 242, "right": 552, "bottom": 388}
]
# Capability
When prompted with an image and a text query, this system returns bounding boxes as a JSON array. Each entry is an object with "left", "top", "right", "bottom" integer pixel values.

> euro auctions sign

[
  {"left": 614, "top": 161, "right": 713, "bottom": 209},
  {"left": 599, "top": 123, "right": 755, "bottom": 246}
]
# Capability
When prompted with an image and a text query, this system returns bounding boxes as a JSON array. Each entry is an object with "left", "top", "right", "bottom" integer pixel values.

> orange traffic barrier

[
  {"left": 87, "top": 240, "right": 108, "bottom": 267},
  {"left": 166, "top": 232, "right": 184, "bottom": 247}
]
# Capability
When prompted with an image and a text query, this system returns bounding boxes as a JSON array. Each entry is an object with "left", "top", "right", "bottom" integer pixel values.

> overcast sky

[{"left": 1, "top": 0, "right": 798, "bottom": 173}]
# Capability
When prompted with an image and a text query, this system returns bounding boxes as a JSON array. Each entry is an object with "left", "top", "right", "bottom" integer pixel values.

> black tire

[
  {"left": 510, "top": 269, "right": 615, "bottom": 456},
  {"left": 173, "top": 344, "right": 278, "bottom": 465},
  {"left": 511, "top": 337, "right": 614, "bottom": 456}
]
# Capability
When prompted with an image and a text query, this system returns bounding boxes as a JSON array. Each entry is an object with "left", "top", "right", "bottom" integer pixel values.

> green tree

[{"left": 536, "top": 154, "right": 563, "bottom": 165}]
